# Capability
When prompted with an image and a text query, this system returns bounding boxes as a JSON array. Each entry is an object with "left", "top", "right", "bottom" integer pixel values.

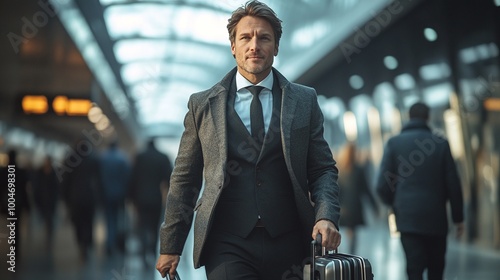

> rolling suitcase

[{"left": 307, "top": 233, "right": 374, "bottom": 280}]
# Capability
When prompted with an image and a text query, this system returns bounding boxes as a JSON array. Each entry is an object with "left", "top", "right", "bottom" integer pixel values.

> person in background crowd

[
  {"left": 32, "top": 156, "right": 60, "bottom": 248},
  {"left": 99, "top": 140, "right": 131, "bottom": 256},
  {"left": 62, "top": 143, "right": 101, "bottom": 262},
  {"left": 0, "top": 150, "right": 31, "bottom": 260},
  {"left": 376, "top": 102, "right": 465, "bottom": 280},
  {"left": 156, "top": 1, "right": 341, "bottom": 279},
  {"left": 337, "top": 142, "right": 378, "bottom": 254},
  {"left": 128, "top": 139, "right": 172, "bottom": 268}
]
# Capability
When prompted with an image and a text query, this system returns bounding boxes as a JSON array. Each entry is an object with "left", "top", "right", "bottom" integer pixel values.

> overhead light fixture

[
  {"left": 349, "top": 75, "right": 364, "bottom": 90},
  {"left": 383, "top": 55, "right": 398, "bottom": 70},
  {"left": 423, "top": 27, "right": 438, "bottom": 42},
  {"left": 419, "top": 62, "right": 451, "bottom": 80},
  {"left": 88, "top": 106, "right": 104, "bottom": 123},
  {"left": 394, "top": 73, "right": 416, "bottom": 91}
]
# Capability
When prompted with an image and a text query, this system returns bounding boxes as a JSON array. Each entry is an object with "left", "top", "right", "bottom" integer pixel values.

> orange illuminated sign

[
  {"left": 21, "top": 95, "right": 92, "bottom": 116},
  {"left": 22, "top": 95, "right": 49, "bottom": 114}
]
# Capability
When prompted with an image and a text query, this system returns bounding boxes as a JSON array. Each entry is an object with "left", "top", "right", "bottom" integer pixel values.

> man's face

[{"left": 231, "top": 16, "right": 278, "bottom": 84}]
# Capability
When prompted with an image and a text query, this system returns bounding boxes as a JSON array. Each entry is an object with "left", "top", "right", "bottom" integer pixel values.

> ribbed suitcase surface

[{"left": 308, "top": 234, "right": 374, "bottom": 280}]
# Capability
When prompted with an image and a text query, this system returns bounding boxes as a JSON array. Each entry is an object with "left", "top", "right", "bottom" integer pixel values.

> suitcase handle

[
  {"left": 311, "top": 233, "right": 339, "bottom": 280},
  {"left": 165, "top": 273, "right": 181, "bottom": 280},
  {"left": 310, "top": 233, "right": 321, "bottom": 280}
]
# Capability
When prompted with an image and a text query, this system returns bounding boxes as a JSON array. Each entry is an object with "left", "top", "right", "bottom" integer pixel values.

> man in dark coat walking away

[
  {"left": 128, "top": 139, "right": 172, "bottom": 268},
  {"left": 376, "top": 102, "right": 465, "bottom": 280},
  {"left": 62, "top": 146, "right": 101, "bottom": 262}
]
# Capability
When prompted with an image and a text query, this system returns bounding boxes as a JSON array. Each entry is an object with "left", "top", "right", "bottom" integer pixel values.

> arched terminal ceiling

[{"left": 50, "top": 0, "right": 412, "bottom": 137}]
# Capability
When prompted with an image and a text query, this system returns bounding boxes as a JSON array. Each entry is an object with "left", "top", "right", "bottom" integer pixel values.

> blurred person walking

[
  {"left": 128, "top": 139, "right": 172, "bottom": 267},
  {"left": 32, "top": 156, "right": 60, "bottom": 248},
  {"left": 337, "top": 142, "right": 378, "bottom": 254},
  {"left": 99, "top": 140, "right": 131, "bottom": 256},
  {"left": 376, "top": 102, "right": 465, "bottom": 280},
  {"left": 0, "top": 150, "right": 31, "bottom": 259},
  {"left": 62, "top": 144, "right": 101, "bottom": 262},
  {"left": 156, "top": 1, "right": 341, "bottom": 279}
]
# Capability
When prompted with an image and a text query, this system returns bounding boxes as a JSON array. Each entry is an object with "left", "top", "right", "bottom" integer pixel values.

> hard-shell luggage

[{"left": 307, "top": 233, "right": 374, "bottom": 280}]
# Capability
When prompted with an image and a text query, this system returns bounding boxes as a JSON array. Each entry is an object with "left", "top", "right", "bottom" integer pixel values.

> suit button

[{"left": 257, "top": 182, "right": 262, "bottom": 187}]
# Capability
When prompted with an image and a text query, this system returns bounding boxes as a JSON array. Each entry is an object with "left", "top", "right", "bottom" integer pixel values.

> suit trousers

[
  {"left": 400, "top": 233, "right": 447, "bottom": 280},
  {"left": 203, "top": 227, "right": 305, "bottom": 280}
]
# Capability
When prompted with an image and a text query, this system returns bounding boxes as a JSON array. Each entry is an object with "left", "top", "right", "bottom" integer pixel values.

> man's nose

[{"left": 250, "top": 37, "right": 259, "bottom": 51}]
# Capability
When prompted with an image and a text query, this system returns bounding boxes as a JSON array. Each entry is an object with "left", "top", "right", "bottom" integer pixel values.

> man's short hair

[
  {"left": 409, "top": 102, "right": 430, "bottom": 120},
  {"left": 227, "top": 0, "right": 282, "bottom": 47}
]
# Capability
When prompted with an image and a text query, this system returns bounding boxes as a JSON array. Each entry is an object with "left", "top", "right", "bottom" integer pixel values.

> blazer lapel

[
  {"left": 207, "top": 68, "right": 237, "bottom": 166},
  {"left": 280, "top": 83, "right": 298, "bottom": 165},
  {"left": 209, "top": 86, "right": 228, "bottom": 164}
]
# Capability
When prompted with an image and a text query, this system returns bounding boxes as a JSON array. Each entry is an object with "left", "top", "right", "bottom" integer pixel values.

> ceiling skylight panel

[
  {"left": 100, "top": 0, "right": 127, "bottom": 5},
  {"left": 171, "top": 42, "right": 231, "bottom": 66},
  {"left": 114, "top": 38, "right": 229, "bottom": 65},
  {"left": 174, "top": 8, "right": 229, "bottom": 46},
  {"left": 105, "top": 4, "right": 229, "bottom": 45},
  {"left": 134, "top": 90, "right": 191, "bottom": 124},
  {"left": 128, "top": 80, "right": 208, "bottom": 101},
  {"left": 104, "top": 4, "right": 175, "bottom": 39},
  {"left": 125, "top": 64, "right": 212, "bottom": 93},
  {"left": 114, "top": 39, "right": 170, "bottom": 63},
  {"left": 122, "top": 62, "right": 166, "bottom": 86}
]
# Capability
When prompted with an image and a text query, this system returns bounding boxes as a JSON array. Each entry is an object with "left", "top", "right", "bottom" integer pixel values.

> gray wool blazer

[{"left": 159, "top": 67, "right": 340, "bottom": 268}]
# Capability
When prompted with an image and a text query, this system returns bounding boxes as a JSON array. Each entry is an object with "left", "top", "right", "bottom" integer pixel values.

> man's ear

[
  {"left": 274, "top": 45, "right": 279, "bottom": 56},
  {"left": 231, "top": 42, "right": 236, "bottom": 56}
]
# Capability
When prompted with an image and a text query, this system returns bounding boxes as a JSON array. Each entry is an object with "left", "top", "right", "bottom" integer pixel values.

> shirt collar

[{"left": 236, "top": 70, "right": 273, "bottom": 92}]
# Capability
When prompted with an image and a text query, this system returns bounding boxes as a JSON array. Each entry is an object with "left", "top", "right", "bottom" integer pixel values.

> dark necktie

[{"left": 247, "top": 86, "right": 265, "bottom": 145}]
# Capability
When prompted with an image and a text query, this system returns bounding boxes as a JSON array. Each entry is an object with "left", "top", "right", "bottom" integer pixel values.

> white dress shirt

[{"left": 234, "top": 71, "right": 274, "bottom": 134}]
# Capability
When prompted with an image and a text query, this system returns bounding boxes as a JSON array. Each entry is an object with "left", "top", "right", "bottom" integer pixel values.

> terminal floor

[{"left": 1, "top": 209, "right": 500, "bottom": 280}]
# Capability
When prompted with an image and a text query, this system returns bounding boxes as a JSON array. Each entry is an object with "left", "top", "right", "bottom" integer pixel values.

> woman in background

[{"left": 337, "top": 142, "right": 379, "bottom": 254}]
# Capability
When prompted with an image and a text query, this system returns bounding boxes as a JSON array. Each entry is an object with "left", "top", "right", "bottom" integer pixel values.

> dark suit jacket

[
  {"left": 159, "top": 67, "right": 340, "bottom": 268},
  {"left": 376, "top": 120, "right": 464, "bottom": 236}
]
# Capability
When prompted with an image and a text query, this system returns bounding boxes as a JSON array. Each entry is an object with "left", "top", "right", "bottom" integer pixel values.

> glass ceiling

[{"left": 50, "top": 0, "right": 391, "bottom": 138}]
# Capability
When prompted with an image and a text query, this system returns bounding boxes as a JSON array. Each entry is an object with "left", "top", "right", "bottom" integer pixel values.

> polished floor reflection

[{"left": 1, "top": 207, "right": 499, "bottom": 280}]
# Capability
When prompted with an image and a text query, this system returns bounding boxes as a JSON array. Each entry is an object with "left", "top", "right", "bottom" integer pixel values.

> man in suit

[
  {"left": 156, "top": 1, "right": 341, "bottom": 279},
  {"left": 376, "top": 102, "right": 464, "bottom": 280}
]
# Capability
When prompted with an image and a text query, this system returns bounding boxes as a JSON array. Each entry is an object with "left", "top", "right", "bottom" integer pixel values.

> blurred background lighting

[
  {"left": 444, "top": 108, "right": 465, "bottom": 159},
  {"left": 349, "top": 75, "right": 364, "bottom": 90},
  {"left": 343, "top": 111, "right": 358, "bottom": 142},
  {"left": 95, "top": 115, "right": 111, "bottom": 131},
  {"left": 394, "top": 73, "right": 416, "bottom": 90},
  {"left": 419, "top": 62, "right": 451, "bottom": 80},
  {"left": 424, "top": 27, "right": 438, "bottom": 42},
  {"left": 484, "top": 98, "right": 500, "bottom": 111},
  {"left": 88, "top": 106, "right": 104, "bottom": 123},
  {"left": 383, "top": 55, "right": 398, "bottom": 70}
]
